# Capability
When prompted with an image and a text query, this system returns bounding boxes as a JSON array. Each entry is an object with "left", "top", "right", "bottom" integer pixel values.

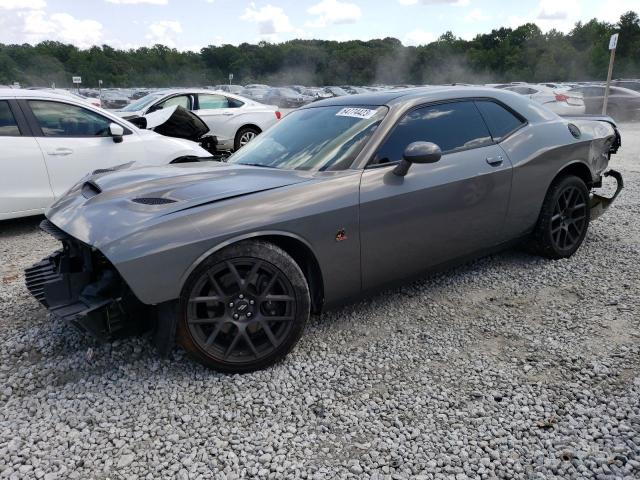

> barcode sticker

[{"left": 336, "top": 107, "right": 377, "bottom": 119}]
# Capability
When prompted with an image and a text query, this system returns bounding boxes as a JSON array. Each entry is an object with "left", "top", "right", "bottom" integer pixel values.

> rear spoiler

[{"left": 563, "top": 115, "right": 621, "bottom": 154}]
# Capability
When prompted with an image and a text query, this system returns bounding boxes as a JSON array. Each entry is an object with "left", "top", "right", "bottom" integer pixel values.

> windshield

[
  {"left": 120, "top": 92, "right": 164, "bottom": 112},
  {"left": 227, "top": 105, "right": 387, "bottom": 171}
]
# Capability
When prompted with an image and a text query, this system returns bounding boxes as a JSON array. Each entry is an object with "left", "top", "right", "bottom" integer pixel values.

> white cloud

[
  {"left": 509, "top": 0, "right": 581, "bottom": 33},
  {"left": 398, "top": 0, "right": 470, "bottom": 6},
  {"left": 241, "top": 2, "right": 303, "bottom": 41},
  {"left": 465, "top": 8, "right": 489, "bottom": 22},
  {"left": 146, "top": 20, "right": 182, "bottom": 47},
  {"left": 106, "top": 0, "right": 168, "bottom": 4},
  {"left": 0, "top": 0, "right": 46, "bottom": 8},
  {"left": 306, "top": 0, "right": 362, "bottom": 28},
  {"left": 595, "top": 0, "right": 639, "bottom": 24},
  {"left": 7, "top": 11, "right": 104, "bottom": 48},
  {"left": 403, "top": 29, "right": 436, "bottom": 46}
]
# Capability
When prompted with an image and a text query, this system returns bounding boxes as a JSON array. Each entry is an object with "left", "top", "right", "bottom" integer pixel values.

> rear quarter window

[
  {"left": 475, "top": 100, "right": 525, "bottom": 142},
  {"left": 0, "top": 101, "right": 21, "bottom": 136}
]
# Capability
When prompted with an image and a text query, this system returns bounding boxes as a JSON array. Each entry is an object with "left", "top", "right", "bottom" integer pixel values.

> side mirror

[
  {"left": 109, "top": 123, "right": 124, "bottom": 143},
  {"left": 393, "top": 141, "right": 442, "bottom": 176}
]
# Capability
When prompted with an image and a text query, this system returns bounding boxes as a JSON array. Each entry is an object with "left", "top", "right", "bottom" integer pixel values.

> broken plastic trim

[{"left": 590, "top": 170, "right": 623, "bottom": 221}]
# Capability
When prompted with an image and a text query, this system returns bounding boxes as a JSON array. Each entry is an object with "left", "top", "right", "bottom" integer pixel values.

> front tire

[
  {"left": 177, "top": 241, "right": 310, "bottom": 373},
  {"left": 530, "top": 175, "right": 590, "bottom": 259}
]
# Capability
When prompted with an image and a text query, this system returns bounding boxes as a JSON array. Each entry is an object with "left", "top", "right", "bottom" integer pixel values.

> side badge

[{"left": 335, "top": 229, "right": 347, "bottom": 242}]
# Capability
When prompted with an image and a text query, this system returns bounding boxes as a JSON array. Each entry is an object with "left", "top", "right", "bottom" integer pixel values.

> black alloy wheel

[
  {"left": 177, "top": 241, "right": 309, "bottom": 372},
  {"left": 531, "top": 175, "right": 590, "bottom": 259}
]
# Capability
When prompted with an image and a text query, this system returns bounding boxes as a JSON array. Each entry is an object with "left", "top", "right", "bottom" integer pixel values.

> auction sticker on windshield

[{"left": 336, "top": 107, "right": 377, "bottom": 119}]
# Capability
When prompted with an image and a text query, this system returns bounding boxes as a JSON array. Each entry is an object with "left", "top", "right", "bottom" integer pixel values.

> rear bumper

[
  {"left": 25, "top": 220, "right": 145, "bottom": 340},
  {"left": 590, "top": 170, "right": 624, "bottom": 221}
]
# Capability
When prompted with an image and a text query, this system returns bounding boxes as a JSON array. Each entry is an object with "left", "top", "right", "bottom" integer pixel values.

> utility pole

[{"left": 602, "top": 33, "right": 619, "bottom": 115}]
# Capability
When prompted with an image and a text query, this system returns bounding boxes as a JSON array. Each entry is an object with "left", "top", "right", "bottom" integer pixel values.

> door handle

[
  {"left": 486, "top": 155, "right": 504, "bottom": 166},
  {"left": 47, "top": 148, "right": 73, "bottom": 156},
  {"left": 222, "top": 112, "right": 234, "bottom": 116}
]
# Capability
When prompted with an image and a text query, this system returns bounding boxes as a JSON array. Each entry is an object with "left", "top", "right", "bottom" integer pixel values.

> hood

[
  {"left": 127, "top": 105, "right": 209, "bottom": 142},
  {"left": 46, "top": 162, "right": 314, "bottom": 248}
]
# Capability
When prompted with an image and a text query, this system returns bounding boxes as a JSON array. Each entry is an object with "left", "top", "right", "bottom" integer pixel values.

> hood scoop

[{"left": 132, "top": 197, "right": 177, "bottom": 205}]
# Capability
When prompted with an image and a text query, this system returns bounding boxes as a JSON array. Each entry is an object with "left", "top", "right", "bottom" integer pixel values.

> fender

[{"left": 177, "top": 229, "right": 321, "bottom": 296}]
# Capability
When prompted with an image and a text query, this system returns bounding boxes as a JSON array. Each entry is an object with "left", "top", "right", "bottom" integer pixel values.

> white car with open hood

[
  {"left": 0, "top": 89, "right": 212, "bottom": 221},
  {"left": 113, "top": 89, "right": 281, "bottom": 151}
]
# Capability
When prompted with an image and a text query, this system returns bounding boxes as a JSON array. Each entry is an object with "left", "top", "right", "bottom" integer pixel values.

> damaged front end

[{"left": 25, "top": 220, "right": 147, "bottom": 341}]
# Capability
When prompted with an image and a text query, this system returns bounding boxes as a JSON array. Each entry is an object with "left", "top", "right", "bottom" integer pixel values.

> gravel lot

[{"left": 1, "top": 123, "right": 639, "bottom": 480}]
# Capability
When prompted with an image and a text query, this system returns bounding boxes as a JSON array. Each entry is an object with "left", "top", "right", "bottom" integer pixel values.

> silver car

[{"left": 26, "top": 87, "right": 622, "bottom": 373}]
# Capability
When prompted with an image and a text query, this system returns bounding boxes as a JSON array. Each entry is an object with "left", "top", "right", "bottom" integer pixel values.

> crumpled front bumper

[
  {"left": 590, "top": 170, "right": 624, "bottom": 221},
  {"left": 25, "top": 220, "right": 144, "bottom": 340}
]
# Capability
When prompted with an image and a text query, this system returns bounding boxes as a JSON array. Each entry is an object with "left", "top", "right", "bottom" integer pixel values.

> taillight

[
  {"left": 555, "top": 93, "right": 569, "bottom": 102},
  {"left": 275, "top": 111, "right": 282, "bottom": 120}
]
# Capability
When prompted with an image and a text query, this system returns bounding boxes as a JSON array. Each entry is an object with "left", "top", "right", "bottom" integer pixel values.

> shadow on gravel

[{"left": 0, "top": 215, "right": 44, "bottom": 239}]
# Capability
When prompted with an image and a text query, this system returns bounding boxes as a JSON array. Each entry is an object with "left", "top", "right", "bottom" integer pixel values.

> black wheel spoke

[
  {"left": 262, "top": 322, "right": 278, "bottom": 347},
  {"left": 226, "top": 261, "right": 244, "bottom": 288},
  {"left": 189, "top": 295, "right": 222, "bottom": 304},
  {"left": 207, "top": 272, "right": 225, "bottom": 297},
  {"left": 242, "top": 330, "right": 259, "bottom": 356},
  {"left": 188, "top": 315, "right": 221, "bottom": 325},
  {"left": 246, "top": 260, "right": 263, "bottom": 288},
  {"left": 224, "top": 329, "right": 243, "bottom": 359},
  {"left": 261, "top": 271, "right": 279, "bottom": 296},
  {"left": 264, "top": 294, "right": 294, "bottom": 302},
  {"left": 204, "top": 321, "right": 225, "bottom": 347}
]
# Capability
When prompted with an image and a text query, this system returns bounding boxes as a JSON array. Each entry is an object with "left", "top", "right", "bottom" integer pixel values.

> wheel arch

[
  {"left": 180, "top": 231, "right": 325, "bottom": 314},
  {"left": 551, "top": 161, "right": 594, "bottom": 189},
  {"left": 236, "top": 123, "right": 262, "bottom": 136}
]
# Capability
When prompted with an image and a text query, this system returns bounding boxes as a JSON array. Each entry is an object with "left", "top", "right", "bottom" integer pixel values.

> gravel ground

[{"left": 1, "top": 124, "right": 639, "bottom": 480}]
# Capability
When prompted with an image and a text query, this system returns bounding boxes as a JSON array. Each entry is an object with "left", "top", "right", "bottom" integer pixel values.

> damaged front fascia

[{"left": 590, "top": 170, "right": 624, "bottom": 221}]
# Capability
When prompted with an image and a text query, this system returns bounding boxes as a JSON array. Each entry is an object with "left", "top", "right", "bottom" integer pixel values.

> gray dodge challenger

[{"left": 26, "top": 87, "right": 623, "bottom": 372}]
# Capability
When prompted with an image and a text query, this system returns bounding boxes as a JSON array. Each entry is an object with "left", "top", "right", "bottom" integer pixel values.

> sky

[{"left": 0, "top": 0, "right": 636, "bottom": 51}]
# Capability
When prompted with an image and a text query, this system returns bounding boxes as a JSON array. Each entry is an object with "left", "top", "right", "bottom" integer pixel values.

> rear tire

[
  {"left": 530, "top": 175, "right": 590, "bottom": 259},
  {"left": 234, "top": 126, "right": 260, "bottom": 150},
  {"left": 177, "top": 241, "right": 310, "bottom": 373}
]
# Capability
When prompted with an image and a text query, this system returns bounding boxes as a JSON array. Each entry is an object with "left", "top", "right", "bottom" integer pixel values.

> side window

[
  {"left": 227, "top": 97, "right": 244, "bottom": 108},
  {"left": 371, "top": 101, "right": 492, "bottom": 165},
  {"left": 0, "top": 101, "right": 21, "bottom": 136},
  {"left": 156, "top": 95, "right": 191, "bottom": 110},
  {"left": 29, "top": 101, "right": 111, "bottom": 137},
  {"left": 475, "top": 100, "right": 525, "bottom": 142},
  {"left": 198, "top": 94, "right": 230, "bottom": 109}
]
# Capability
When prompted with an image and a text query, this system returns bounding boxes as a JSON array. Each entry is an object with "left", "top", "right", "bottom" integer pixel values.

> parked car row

[
  {"left": 491, "top": 80, "right": 640, "bottom": 120},
  {"left": 113, "top": 89, "right": 281, "bottom": 151}
]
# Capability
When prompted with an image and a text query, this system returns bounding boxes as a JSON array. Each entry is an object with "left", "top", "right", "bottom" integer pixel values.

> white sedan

[
  {"left": 502, "top": 84, "right": 585, "bottom": 115},
  {"left": 114, "top": 89, "right": 281, "bottom": 151},
  {"left": 0, "top": 89, "right": 211, "bottom": 221}
]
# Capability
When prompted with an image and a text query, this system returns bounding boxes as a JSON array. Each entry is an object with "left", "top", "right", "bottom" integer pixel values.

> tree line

[{"left": 0, "top": 11, "right": 638, "bottom": 88}]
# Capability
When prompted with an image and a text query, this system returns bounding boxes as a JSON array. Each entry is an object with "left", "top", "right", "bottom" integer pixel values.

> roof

[
  {"left": 302, "top": 86, "right": 518, "bottom": 108},
  {"left": 0, "top": 88, "right": 79, "bottom": 99}
]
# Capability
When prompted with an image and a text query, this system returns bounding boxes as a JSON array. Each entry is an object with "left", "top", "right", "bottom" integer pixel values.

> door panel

[
  {"left": 360, "top": 145, "right": 512, "bottom": 290},
  {"left": 0, "top": 100, "right": 52, "bottom": 216},
  {"left": 0, "top": 136, "right": 53, "bottom": 215},
  {"left": 359, "top": 100, "right": 513, "bottom": 291},
  {"left": 195, "top": 94, "right": 239, "bottom": 145},
  {"left": 36, "top": 136, "right": 146, "bottom": 198},
  {"left": 26, "top": 100, "right": 147, "bottom": 198}
]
